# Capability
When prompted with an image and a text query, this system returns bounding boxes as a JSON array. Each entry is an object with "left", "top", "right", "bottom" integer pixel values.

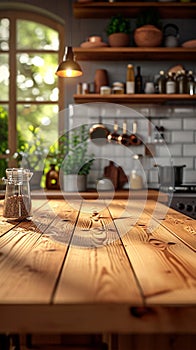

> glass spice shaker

[{"left": 2, "top": 168, "right": 33, "bottom": 220}]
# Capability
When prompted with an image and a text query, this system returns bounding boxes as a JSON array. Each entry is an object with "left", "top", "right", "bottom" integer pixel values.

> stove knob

[
  {"left": 177, "top": 202, "right": 185, "bottom": 210},
  {"left": 186, "top": 204, "right": 193, "bottom": 212}
]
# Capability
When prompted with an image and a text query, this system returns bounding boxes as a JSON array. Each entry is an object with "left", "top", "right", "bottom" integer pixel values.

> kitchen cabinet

[{"left": 73, "top": 1, "right": 196, "bottom": 105}]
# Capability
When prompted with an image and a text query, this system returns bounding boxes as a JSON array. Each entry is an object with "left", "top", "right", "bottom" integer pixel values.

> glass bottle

[
  {"left": 2, "top": 168, "right": 33, "bottom": 220},
  {"left": 130, "top": 154, "right": 144, "bottom": 190},
  {"left": 135, "top": 66, "right": 143, "bottom": 93},
  {"left": 166, "top": 72, "right": 176, "bottom": 94},
  {"left": 177, "top": 69, "right": 188, "bottom": 94},
  {"left": 187, "top": 70, "right": 195, "bottom": 95},
  {"left": 157, "top": 70, "right": 166, "bottom": 94},
  {"left": 126, "top": 64, "right": 135, "bottom": 94},
  {"left": 46, "top": 164, "right": 59, "bottom": 190}
]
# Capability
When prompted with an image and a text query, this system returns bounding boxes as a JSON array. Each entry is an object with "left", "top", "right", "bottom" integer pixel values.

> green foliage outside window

[
  {"left": 0, "top": 14, "right": 60, "bottom": 189},
  {"left": 0, "top": 106, "right": 8, "bottom": 179}
]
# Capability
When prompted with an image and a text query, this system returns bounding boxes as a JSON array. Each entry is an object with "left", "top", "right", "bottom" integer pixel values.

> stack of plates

[{"left": 182, "top": 40, "right": 196, "bottom": 48}]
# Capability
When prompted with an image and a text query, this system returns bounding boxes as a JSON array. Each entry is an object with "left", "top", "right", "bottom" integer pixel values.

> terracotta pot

[
  {"left": 134, "top": 25, "right": 163, "bottom": 47},
  {"left": 108, "top": 33, "right": 130, "bottom": 47},
  {"left": 94, "top": 69, "right": 109, "bottom": 93}
]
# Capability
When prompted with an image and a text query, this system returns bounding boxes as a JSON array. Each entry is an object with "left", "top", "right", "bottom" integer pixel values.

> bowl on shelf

[
  {"left": 182, "top": 39, "right": 196, "bottom": 48},
  {"left": 134, "top": 25, "right": 163, "bottom": 47}
]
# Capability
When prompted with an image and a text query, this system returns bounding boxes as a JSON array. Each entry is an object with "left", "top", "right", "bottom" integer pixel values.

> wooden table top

[{"left": 0, "top": 194, "right": 195, "bottom": 335}]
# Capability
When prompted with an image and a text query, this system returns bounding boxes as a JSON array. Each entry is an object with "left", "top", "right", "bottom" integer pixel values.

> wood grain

[
  {"left": 0, "top": 198, "right": 195, "bottom": 334},
  {"left": 54, "top": 200, "right": 142, "bottom": 304},
  {"left": 107, "top": 200, "right": 196, "bottom": 305},
  {"left": 0, "top": 200, "right": 79, "bottom": 302}
]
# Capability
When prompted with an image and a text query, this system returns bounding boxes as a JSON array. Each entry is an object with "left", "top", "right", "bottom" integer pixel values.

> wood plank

[
  {"left": 118, "top": 334, "right": 196, "bottom": 350},
  {"left": 54, "top": 200, "right": 142, "bottom": 305},
  {"left": 107, "top": 199, "right": 196, "bottom": 305},
  {"left": 0, "top": 198, "right": 47, "bottom": 236},
  {"left": 0, "top": 199, "right": 196, "bottom": 334},
  {"left": 30, "top": 189, "right": 168, "bottom": 203},
  {"left": 143, "top": 200, "right": 196, "bottom": 251},
  {"left": 73, "top": 94, "right": 196, "bottom": 105},
  {"left": 0, "top": 200, "right": 79, "bottom": 302},
  {"left": 73, "top": 2, "right": 196, "bottom": 19},
  {"left": 0, "top": 304, "right": 195, "bottom": 334},
  {"left": 73, "top": 47, "right": 196, "bottom": 61}
]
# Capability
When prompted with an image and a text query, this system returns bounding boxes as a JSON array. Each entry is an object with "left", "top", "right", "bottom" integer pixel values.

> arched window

[{"left": 0, "top": 5, "right": 64, "bottom": 177}]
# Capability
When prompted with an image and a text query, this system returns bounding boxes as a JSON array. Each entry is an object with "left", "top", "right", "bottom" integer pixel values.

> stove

[{"left": 162, "top": 184, "right": 196, "bottom": 219}]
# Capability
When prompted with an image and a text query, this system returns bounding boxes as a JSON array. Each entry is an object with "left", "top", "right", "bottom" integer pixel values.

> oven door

[{"left": 169, "top": 193, "right": 196, "bottom": 219}]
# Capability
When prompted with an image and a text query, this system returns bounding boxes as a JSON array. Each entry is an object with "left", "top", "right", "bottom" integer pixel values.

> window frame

[{"left": 0, "top": 8, "right": 65, "bottom": 167}]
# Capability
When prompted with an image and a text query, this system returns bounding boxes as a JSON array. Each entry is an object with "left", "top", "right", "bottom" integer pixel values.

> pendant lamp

[{"left": 56, "top": 46, "right": 83, "bottom": 78}]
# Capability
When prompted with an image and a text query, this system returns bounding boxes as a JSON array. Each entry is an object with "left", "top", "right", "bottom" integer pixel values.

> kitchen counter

[
  {"left": 0, "top": 195, "right": 195, "bottom": 347},
  {"left": 30, "top": 188, "right": 168, "bottom": 201}
]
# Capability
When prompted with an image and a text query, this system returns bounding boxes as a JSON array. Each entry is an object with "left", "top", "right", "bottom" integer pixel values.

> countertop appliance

[{"left": 166, "top": 184, "right": 196, "bottom": 219}]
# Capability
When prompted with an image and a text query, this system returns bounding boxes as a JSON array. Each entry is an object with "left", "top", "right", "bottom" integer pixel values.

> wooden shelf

[
  {"left": 73, "top": 47, "right": 196, "bottom": 61},
  {"left": 73, "top": 2, "right": 196, "bottom": 19},
  {"left": 74, "top": 94, "right": 196, "bottom": 104}
]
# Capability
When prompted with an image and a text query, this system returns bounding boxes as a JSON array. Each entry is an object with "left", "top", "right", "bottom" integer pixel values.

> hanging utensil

[
  {"left": 89, "top": 116, "right": 110, "bottom": 145},
  {"left": 107, "top": 120, "right": 120, "bottom": 143},
  {"left": 118, "top": 120, "right": 130, "bottom": 146},
  {"left": 129, "top": 121, "right": 142, "bottom": 146}
]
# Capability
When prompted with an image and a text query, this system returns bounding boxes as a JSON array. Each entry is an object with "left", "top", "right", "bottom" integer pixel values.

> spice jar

[
  {"left": 2, "top": 168, "right": 33, "bottom": 220},
  {"left": 112, "top": 82, "right": 124, "bottom": 94}
]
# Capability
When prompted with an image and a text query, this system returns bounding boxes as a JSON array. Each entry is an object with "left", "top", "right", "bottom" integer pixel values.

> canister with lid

[
  {"left": 2, "top": 168, "right": 33, "bottom": 220},
  {"left": 112, "top": 82, "right": 124, "bottom": 94}
]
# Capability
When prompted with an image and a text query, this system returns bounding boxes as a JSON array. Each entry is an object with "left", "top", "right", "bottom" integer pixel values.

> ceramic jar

[{"left": 94, "top": 69, "right": 109, "bottom": 93}]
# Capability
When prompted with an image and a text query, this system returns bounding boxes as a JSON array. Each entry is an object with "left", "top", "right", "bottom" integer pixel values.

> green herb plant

[
  {"left": 106, "top": 14, "right": 131, "bottom": 36},
  {"left": 47, "top": 125, "right": 94, "bottom": 176}
]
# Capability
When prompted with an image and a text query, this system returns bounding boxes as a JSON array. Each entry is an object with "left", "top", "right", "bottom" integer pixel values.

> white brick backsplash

[
  {"left": 183, "top": 118, "right": 196, "bottom": 130},
  {"left": 161, "top": 119, "right": 182, "bottom": 130},
  {"left": 156, "top": 144, "right": 182, "bottom": 157},
  {"left": 171, "top": 157, "right": 193, "bottom": 168},
  {"left": 149, "top": 169, "right": 159, "bottom": 184},
  {"left": 71, "top": 104, "right": 196, "bottom": 186},
  {"left": 183, "top": 169, "right": 196, "bottom": 183},
  {"left": 171, "top": 131, "right": 194, "bottom": 144},
  {"left": 153, "top": 157, "right": 172, "bottom": 166},
  {"left": 183, "top": 144, "right": 196, "bottom": 156}
]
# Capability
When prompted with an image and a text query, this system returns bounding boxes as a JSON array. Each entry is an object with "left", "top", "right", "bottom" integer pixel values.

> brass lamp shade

[{"left": 56, "top": 46, "right": 83, "bottom": 78}]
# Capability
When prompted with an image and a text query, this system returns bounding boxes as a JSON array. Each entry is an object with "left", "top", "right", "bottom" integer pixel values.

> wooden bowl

[{"left": 134, "top": 25, "right": 163, "bottom": 47}]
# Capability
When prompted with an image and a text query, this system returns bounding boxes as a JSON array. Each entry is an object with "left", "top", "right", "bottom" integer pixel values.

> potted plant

[
  {"left": 13, "top": 124, "right": 49, "bottom": 189},
  {"left": 47, "top": 125, "right": 94, "bottom": 192},
  {"left": 106, "top": 14, "right": 131, "bottom": 47},
  {"left": 134, "top": 8, "right": 163, "bottom": 47}
]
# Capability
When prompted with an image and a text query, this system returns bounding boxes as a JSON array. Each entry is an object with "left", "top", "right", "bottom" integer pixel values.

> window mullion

[{"left": 8, "top": 15, "right": 17, "bottom": 166}]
